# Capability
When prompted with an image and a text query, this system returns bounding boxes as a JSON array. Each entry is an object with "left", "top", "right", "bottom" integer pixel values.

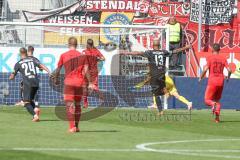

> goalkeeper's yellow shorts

[{"left": 165, "top": 76, "right": 177, "bottom": 95}]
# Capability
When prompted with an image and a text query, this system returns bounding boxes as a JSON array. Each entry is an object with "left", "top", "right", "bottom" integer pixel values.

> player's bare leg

[
  {"left": 205, "top": 98, "right": 217, "bottom": 115},
  {"left": 87, "top": 85, "right": 104, "bottom": 104},
  {"left": 171, "top": 91, "right": 192, "bottom": 110},
  {"left": 24, "top": 101, "right": 39, "bottom": 122},
  {"left": 15, "top": 83, "right": 24, "bottom": 106},
  {"left": 148, "top": 95, "right": 157, "bottom": 109},
  {"left": 30, "top": 101, "right": 41, "bottom": 121},
  {"left": 205, "top": 98, "right": 220, "bottom": 123},
  {"left": 204, "top": 85, "right": 218, "bottom": 115},
  {"left": 34, "top": 106, "right": 40, "bottom": 118},
  {"left": 34, "top": 97, "right": 41, "bottom": 117},
  {"left": 15, "top": 100, "right": 25, "bottom": 106}
]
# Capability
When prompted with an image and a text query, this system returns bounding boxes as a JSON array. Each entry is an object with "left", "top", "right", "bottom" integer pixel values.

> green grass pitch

[{"left": 0, "top": 106, "right": 240, "bottom": 160}]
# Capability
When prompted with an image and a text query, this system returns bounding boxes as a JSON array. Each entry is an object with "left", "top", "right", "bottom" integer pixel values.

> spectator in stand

[{"left": 166, "top": 16, "right": 183, "bottom": 69}]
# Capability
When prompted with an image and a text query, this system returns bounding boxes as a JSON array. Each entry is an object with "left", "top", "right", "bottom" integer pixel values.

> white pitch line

[
  {"left": 136, "top": 139, "right": 240, "bottom": 159},
  {"left": 164, "top": 151, "right": 240, "bottom": 159},
  {"left": 136, "top": 138, "right": 240, "bottom": 148},
  {"left": 1, "top": 139, "right": 240, "bottom": 159},
  {"left": 149, "top": 149, "right": 240, "bottom": 153},
  {"left": 0, "top": 148, "right": 143, "bottom": 152}
]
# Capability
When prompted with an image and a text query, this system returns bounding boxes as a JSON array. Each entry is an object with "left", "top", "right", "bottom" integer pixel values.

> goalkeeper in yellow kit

[{"left": 135, "top": 74, "right": 192, "bottom": 111}]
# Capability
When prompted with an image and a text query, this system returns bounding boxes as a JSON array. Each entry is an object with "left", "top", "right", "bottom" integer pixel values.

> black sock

[
  {"left": 31, "top": 101, "right": 36, "bottom": 109},
  {"left": 25, "top": 103, "right": 35, "bottom": 116},
  {"left": 155, "top": 96, "right": 162, "bottom": 112}
]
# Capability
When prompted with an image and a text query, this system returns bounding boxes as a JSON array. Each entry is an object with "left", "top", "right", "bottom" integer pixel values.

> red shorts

[
  {"left": 64, "top": 85, "right": 85, "bottom": 101},
  {"left": 205, "top": 85, "right": 223, "bottom": 102}
]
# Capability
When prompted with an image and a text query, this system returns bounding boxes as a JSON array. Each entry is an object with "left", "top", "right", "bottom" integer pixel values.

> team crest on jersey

[{"left": 103, "top": 13, "right": 131, "bottom": 44}]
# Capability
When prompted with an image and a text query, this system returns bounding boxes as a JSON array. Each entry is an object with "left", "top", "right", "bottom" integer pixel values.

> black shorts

[
  {"left": 23, "top": 84, "right": 39, "bottom": 102},
  {"left": 150, "top": 75, "right": 166, "bottom": 96}
]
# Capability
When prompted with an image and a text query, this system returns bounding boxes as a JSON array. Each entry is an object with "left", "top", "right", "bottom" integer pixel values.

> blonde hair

[{"left": 68, "top": 37, "right": 78, "bottom": 48}]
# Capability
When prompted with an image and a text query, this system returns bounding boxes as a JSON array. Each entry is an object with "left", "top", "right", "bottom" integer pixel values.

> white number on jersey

[
  {"left": 21, "top": 62, "right": 36, "bottom": 76},
  {"left": 154, "top": 54, "right": 164, "bottom": 66}
]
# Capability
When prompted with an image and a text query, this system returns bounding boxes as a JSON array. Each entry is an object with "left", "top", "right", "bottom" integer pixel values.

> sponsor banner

[
  {"left": 22, "top": 1, "right": 86, "bottom": 22},
  {"left": 148, "top": 1, "right": 191, "bottom": 17},
  {"left": 43, "top": 11, "right": 101, "bottom": 45},
  {"left": 132, "top": 1, "right": 239, "bottom": 77},
  {"left": 43, "top": 11, "right": 101, "bottom": 24},
  {"left": 85, "top": 0, "right": 148, "bottom": 12},
  {"left": 190, "top": 0, "right": 234, "bottom": 25},
  {"left": 21, "top": 0, "right": 240, "bottom": 77},
  {"left": 100, "top": 12, "right": 134, "bottom": 44},
  {"left": 23, "top": 0, "right": 148, "bottom": 21},
  {"left": 0, "top": 47, "right": 119, "bottom": 75}
]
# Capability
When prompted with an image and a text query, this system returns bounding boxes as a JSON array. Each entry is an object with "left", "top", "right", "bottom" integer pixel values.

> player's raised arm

[
  {"left": 119, "top": 50, "right": 144, "bottom": 55},
  {"left": 172, "top": 44, "right": 192, "bottom": 54}
]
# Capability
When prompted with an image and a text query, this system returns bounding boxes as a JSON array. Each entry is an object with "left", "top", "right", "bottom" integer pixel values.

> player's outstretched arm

[
  {"left": 172, "top": 44, "right": 192, "bottom": 54},
  {"left": 134, "top": 76, "right": 151, "bottom": 89},
  {"left": 119, "top": 50, "right": 144, "bottom": 55},
  {"left": 199, "top": 66, "right": 209, "bottom": 82},
  {"left": 39, "top": 64, "right": 52, "bottom": 77}
]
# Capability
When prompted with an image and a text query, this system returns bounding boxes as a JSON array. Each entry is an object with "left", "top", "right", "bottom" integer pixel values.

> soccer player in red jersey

[
  {"left": 55, "top": 37, "right": 93, "bottom": 133},
  {"left": 199, "top": 43, "right": 231, "bottom": 123},
  {"left": 82, "top": 39, "right": 105, "bottom": 108}
]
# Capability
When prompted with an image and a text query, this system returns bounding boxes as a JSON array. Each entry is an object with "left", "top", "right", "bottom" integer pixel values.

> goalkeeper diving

[
  {"left": 134, "top": 74, "right": 192, "bottom": 111},
  {"left": 121, "top": 39, "right": 191, "bottom": 115}
]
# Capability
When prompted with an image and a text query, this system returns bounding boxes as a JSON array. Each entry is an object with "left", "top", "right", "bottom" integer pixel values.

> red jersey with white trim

[
  {"left": 57, "top": 49, "right": 88, "bottom": 87},
  {"left": 206, "top": 54, "right": 228, "bottom": 86}
]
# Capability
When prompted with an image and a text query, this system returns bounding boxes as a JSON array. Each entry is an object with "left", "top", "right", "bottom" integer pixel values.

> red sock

[
  {"left": 215, "top": 103, "right": 221, "bottom": 116},
  {"left": 75, "top": 105, "right": 81, "bottom": 128},
  {"left": 66, "top": 104, "right": 75, "bottom": 129},
  {"left": 84, "top": 96, "right": 88, "bottom": 105}
]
